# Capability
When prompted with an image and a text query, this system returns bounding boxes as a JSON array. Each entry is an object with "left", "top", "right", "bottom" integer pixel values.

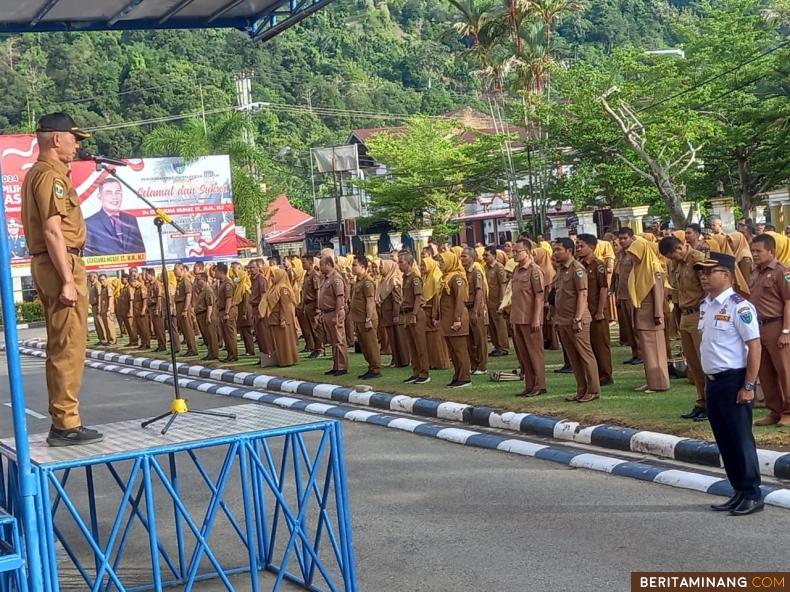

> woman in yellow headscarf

[
  {"left": 438, "top": 252, "right": 471, "bottom": 386},
  {"left": 377, "top": 259, "right": 409, "bottom": 368},
  {"left": 728, "top": 231, "right": 753, "bottom": 296},
  {"left": 229, "top": 267, "right": 255, "bottom": 356},
  {"left": 708, "top": 233, "right": 731, "bottom": 254},
  {"left": 420, "top": 256, "right": 450, "bottom": 370},
  {"left": 260, "top": 268, "right": 299, "bottom": 367},
  {"left": 627, "top": 237, "right": 670, "bottom": 392},
  {"left": 533, "top": 245, "right": 556, "bottom": 286},
  {"left": 767, "top": 231, "right": 790, "bottom": 265},
  {"left": 495, "top": 249, "right": 508, "bottom": 267},
  {"left": 475, "top": 246, "right": 485, "bottom": 264}
]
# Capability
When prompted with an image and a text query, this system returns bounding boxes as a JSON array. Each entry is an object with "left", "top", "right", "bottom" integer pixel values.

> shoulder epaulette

[{"left": 730, "top": 293, "right": 746, "bottom": 303}]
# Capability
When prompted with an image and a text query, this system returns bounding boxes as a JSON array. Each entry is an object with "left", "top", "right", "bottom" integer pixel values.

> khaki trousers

[
  {"left": 445, "top": 335, "right": 471, "bottom": 383},
  {"left": 92, "top": 304, "right": 105, "bottom": 342},
  {"left": 680, "top": 311, "right": 705, "bottom": 408},
  {"left": 151, "top": 312, "right": 167, "bottom": 350},
  {"left": 323, "top": 311, "right": 349, "bottom": 371},
  {"left": 355, "top": 319, "right": 381, "bottom": 373},
  {"left": 99, "top": 312, "right": 115, "bottom": 344},
  {"left": 176, "top": 302, "right": 197, "bottom": 353},
  {"left": 512, "top": 323, "right": 545, "bottom": 390},
  {"left": 196, "top": 312, "right": 218, "bottom": 358},
  {"left": 467, "top": 315, "right": 488, "bottom": 371},
  {"left": 401, "top": 310, "right": 429, "bottom": 379},
  {"left": 758, "top": 321, "right": 790, "bottom": 419},
  {"left": 220, "top": 307, "right": 238, "bottom": 360},
  {"left": 558, "top": 324, "right": 600, "bottom": 395},
  {"left": 487, "top": 304, "right": 509, "bottom": 353},
  {"left": 32, "top": 253, "right": 88, "bottom": 430},
  {"left": 590, "top": 318, "right": 613, "bottom": 383}
]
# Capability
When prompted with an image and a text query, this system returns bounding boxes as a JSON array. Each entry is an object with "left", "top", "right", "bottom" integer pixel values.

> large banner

[{"left": 0, "top": 134, "right": 237, "bottom": 276}]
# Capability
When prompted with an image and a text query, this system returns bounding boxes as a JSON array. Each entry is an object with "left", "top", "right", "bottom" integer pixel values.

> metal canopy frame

[{"left": 0, "top": 0, "right": 336, "bottom": 42}]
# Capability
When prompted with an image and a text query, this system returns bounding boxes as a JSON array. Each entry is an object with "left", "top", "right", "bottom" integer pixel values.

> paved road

[{"left": 0, "top": 331, "right": 786, "bottom": 591}]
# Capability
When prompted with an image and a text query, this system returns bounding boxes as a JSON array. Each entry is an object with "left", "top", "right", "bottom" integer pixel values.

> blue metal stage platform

[{"left": 0, "top": 403, "right": 358, "bottom": 592}]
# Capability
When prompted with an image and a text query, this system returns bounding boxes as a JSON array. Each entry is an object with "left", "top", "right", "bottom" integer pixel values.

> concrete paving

[{"left": 0, "top": 330, "right": 786, "bottom": 591}]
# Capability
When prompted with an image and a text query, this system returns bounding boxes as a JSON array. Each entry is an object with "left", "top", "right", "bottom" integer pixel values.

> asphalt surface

[{"left": 0, "top": 329, "right": 787, "bottom": 591}]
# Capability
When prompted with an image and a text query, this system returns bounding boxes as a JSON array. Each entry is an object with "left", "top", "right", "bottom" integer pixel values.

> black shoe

[
  {"left": 201, "top": 356, "right": 217, "bottom": 361},
  {"left": 333, "top": 370, "right": 348, "bottom": 376},
  {"left": 358, "top": 373, "right": 367, "bottom": 379},
  {"left": 309, "top": 351, "right": 323, "bottom": 359},
  {"left": 729, "top": 498, "right": 765, "bottom": 516},
  {"left": 555, "top": 366, "right": 573, "bottom": 374},
  {"left": 414, "top": 377, "right": 431, "bottom": 384},
  {"left": 301, "top": 348, "right": 311, "bottom": 353},
  {"left": 450, "top": 380, "right": 472, "bottom": 388},
  {"left": 446, "top": 381, "right": 459, "bottom": 387},
  {"left": 681, "top": 406, "right": 705, "bottom": 419},
  {"left": 711, "top": 492, "right": 743, "bottom": 512},
  {"left": 47, "top": 426, "right": 104, "bottom": 447},
  {"left": 622, "top": 357, "right": 635, "bottom": 365},
  {"left": 155, "top": 347, "right": 167, "bottom": 353},
  {"left": 325, "top": 369, "right": 338, "bottom": 375},
  {"left": 693, "top": 411, "right": 709, "bottom": 422},
  {"left": 181, "top": 351, "right": 197, "bottom": 357},
  {"left": 600, "top": 381, "right": 614, "bottom": 386},
  {"left": 361, "top": 372, "right": 382, "bottom": 380},
  {"left": 629, "top": 357, "right": 643, "bottom": 365},
  {"left": 220, "top": 357, "right": 238, "bottom": 363},
  {"left": 403, "top": 376, "right": 419, "bottom": 383}
]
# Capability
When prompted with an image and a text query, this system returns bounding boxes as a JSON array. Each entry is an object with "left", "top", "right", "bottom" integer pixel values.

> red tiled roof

[
  {"left": 236, "top": 235, "right": 256, "bottom": 248},
  {"left": 263, "top": 194, "right": 313, "bottom": 245}
]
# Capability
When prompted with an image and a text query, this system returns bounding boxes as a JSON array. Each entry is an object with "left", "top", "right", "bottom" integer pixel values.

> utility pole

[{"left": 233, "top": 70, "right": 264, "bottom": 252}]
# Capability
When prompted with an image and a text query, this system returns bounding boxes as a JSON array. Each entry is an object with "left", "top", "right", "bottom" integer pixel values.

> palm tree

[
  {"left": 496, "top": 0, "right": 533, "bottom": 51},
  {"left": 444, "top": 0, "right": 497, "bottom": 58},
  {"left": 143, "top": 111, "right": 273, "bottom": 234},
  {"left": 529, "top": 0, "right": 586, "bottom": 43},
  {"left": 508, "top": 22, "right": 567, "bottom": 96}
]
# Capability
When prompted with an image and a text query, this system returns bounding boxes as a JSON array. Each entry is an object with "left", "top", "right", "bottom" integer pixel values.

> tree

[
  {"left": 142, "top": 112, "right": 275, "bottom": 235},
  {"left": 353, "top": 116, "right": 517, "bottom": 240}
]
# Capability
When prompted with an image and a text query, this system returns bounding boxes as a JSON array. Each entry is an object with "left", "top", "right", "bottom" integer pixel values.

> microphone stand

[{"left": 93, "top": 163, "right": 236, "bottom": 434}]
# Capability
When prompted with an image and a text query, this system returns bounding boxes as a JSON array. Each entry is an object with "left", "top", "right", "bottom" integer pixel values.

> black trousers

[{"left": 705, "top": 368, "right": 762, "bottom": 500}]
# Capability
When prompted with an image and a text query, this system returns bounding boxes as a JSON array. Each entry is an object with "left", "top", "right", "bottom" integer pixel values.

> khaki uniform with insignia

[
  {"left": 99, "top": 284, "right": 116, "bottom": 344},
  {"left": 21, "top": 155, "right": 88, "bottom": 430},
  {"left": 194, "top": 286, "right": 218, "bottom": 359},
  {"left": 251, "top": 274, "right": 274, "bottom": 355},
  {"left": 465, "top": 266, "right": 488, "bottom": 372},
  {"left": 401, "top": 270, "right": 430, "bottom": 379},
  {"left": 175, "top": 277, "right": 198, "bottom": 354},
  {"left": 147, "top": 280, "right": 167, "bottom": 350},
  {"left": 117, "top": 283, "right": 133, "bottom": 344},
  {"left": 351, "top": 274, "right": 381, "bottom": 374},
  {"left": 555, "top": 260, "right": 600, "bottom": 397},
  {"left": 509, "top": 262, "right": 546, "bottom": 391},
  {"left": 616, "top": 252, "right": 640, "bottom": 358},
  {"left": 89, "top": 280, "right": 105, "bottom": 343},
  {"left": 632, "top": 269, "right": 670, "bottom": 391},
  {"left": 131, "top": 283, "right": 150, "bottom": 348},
  {"left": 319, "top": 270, "right": 348, "bottom": 372},
  {"left": 237, "top": 287, "right": 255, "bottom": 356},
  {"left": 381, "top": 280, "right": 410, "bottom": 368},
  {"left": 217, "top": 278, "right": 238, "bottom": 360},
  {"left": 669, "top": 247, "right": 707, "bottom": 408},
  {"left": 486, "top": 261, "right": 510, "bottom": 354},
  {"left": 750, "top": 259, "right": 790, "bottom": 422},
  {"left": 583, "top": 257, "right": 613, "bottom": 384},
  {"left": 267, "top": 284, "right": 299, "bottom": 366},
  {"left": 303, "top": 268, "right": 325, "bottom": 354},
  {"left": 439, "top": 274, "right": 471, "bottom": 384}
]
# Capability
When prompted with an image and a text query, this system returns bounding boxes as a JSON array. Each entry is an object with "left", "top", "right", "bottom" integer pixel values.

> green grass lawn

[{"left": 89, "top": 330, "right": 790, "bottom": 448}]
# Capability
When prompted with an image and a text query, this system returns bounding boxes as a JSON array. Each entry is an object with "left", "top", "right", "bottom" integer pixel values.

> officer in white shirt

[{"left": 696, "top": 252, "right": 763, "bottom": 516}]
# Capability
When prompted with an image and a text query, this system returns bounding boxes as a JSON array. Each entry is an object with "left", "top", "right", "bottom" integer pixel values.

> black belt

[
  {"left": 321, "top": 309, "right": 335, "bottom": 313},
  {"left": 759, "top": 316, "right": 781, "bottom": 327},
  {"left": 400, "top": 307, "right": 413, "bottom": 313},
  {"left": 305, "top": 299, "right": 316, "bottom": 304},
  {"left": 681, "top": 307, "right": 700, "bottom": 315},
  {"left": 706, "top": 368, "right": 746, "bottom": 381},
  {"left": 33, "top": 248, "right": 84, "bottom": 257},
  {"left": 465, "top": 303, "right": 474, "bottom": 309}
]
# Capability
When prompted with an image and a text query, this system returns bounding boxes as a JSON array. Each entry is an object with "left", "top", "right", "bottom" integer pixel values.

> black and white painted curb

[{"left": 14, "top": 343, "right": 790, "bottom": 511}]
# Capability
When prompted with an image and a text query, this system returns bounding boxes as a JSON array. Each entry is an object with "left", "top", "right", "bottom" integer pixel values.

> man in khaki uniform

[
  {"left": 461, "top": 247, "right": 488, "bottom": 375},
  {"left": 350, "top": 256, "right": 381, "bottom": 379},
  {"left": 144, "top": 268, "right": 167, "bottom": 352},
  {"left": 398, "top": 250, "right": 430, "bottom": 384},
  {"left": 749, "top": 234, "right": 790, "bottom": 426},
  {"left": 483, "top": 246, "right": 510, "bottom": 357},
  {"left": 194, "top": 272, "right": 218, "bottom": 360},
  {"left": 617, "top": 228, "right": 641, "bottom": 364},
  {"left": 173, "top": 262, "right": 198, "bottom": 356},
  {"left": 130, "top": 276, "right": 150, "bottom": 348},
  {"left": 21, "top": 112, "right": 102, "bottom": 445},
  {"left": 660, "top": 235, "right": 708, "bottom": 421},
  {"left": 318, "top": 256, "right": 348, "bottom": 376},
  {"left": 98, "top": 274, "right": 115, "bottom": 345},
  {"left": 116, "top": 275, "right": 133, "bottom": 345},
  {"left": 249, "top": 259, "right": 274, "bottom": 355},
  {"left": 576, "top": 234, "right": 613, "bottom": 386},
  {"left": 508, "top": 240, "right": 545, "bottom": 397},
  {"left": 88, "top": 272, "right": 106, "bottom": 345},
  {"left": 215, "top": 262, "right": 239, "bottom": 362},
  {"left": 552, "top": 237, "right": 600, "bottom": 403},
  {"left": 302, "top": 255, "right": 325, "bottom": 357}
]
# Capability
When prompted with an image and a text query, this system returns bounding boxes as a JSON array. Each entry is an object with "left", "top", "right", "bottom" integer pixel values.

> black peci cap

[
  {"left": 693, "top": 252, "right": 736, "bottom": 272},
  {"left": 36, "top": 112, "right": 90, "bottom": 140}
]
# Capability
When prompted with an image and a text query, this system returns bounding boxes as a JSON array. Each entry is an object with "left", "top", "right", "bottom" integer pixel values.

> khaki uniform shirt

[
  {"left": 510, "top": 263, "right": 544, "bottom": 325},
  {"left": 147, "top": 280, "right": 163, "bottom": 314},
  {"left": 439, "top": 275, "right": 469, "bottom": 336},
  {"left": 350, "top": 274, "right": 377, "bottom": 323},
  {"left": 401, "top": 271, "right": 423, "bottom": 310},
  {"left": 749, "top": 259, "right": 790, "bottom": 320},
  {"left": 582, "top": 257, "right": 609, "bottom": 317},
  {"left": 21, "top": 155, "right": 86, "bottom": 255},
  {"left": 303, "top": 269, "right": 321, "bottom": 303},
  {"left": 669, "top": 248, "right": 706, "bottom": 311},
  {"left": 319, "top": 270, "right": 345, "bottom": 313},
  {"left": 485, "top": 261, "right": 508, "bottom": 308},
  {"left": 132, "top": 284, "right": 147, "bottom": 315},
  {"left": 194, "top": 286, "right": 215, "bottom": 314},
  {"left": 117, "top": 284, "right": 131, "bottom": 316},
  {"left": 250, "top": 274, "right": 267, "bottom": 308},
  {"left": 555, "top": 259, "right": 591, "bottom": 326},
  {"left": 99, "top": 285, "right": 113, "bottom": 315},
  {"left": 89, "top": 283, "right": 101, "bottom": 307},
  {"left": 175, "top": 277, "right": 192, "bottom": 305},
  {"left": 616, "top": 252, "right": 634, "bottom": 301},
  {"left": 217, "top": 278, "right": 235, "bottom": 312}
]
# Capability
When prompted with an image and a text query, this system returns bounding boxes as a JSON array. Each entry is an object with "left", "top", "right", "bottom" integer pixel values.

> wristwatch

[
  {"left": 744, "top": 382, "right": 756, "bottom": 391},
  {"left": 782, "top": 329, "right": 790, "bottom": 335},
  {"left": 365, "top": 317, "right": 371, "bottom": 322},
  {"left": 572, "top": 318, "right": 582, "bottom": 324}
]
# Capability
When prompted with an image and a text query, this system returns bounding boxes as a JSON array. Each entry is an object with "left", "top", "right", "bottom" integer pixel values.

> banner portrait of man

[{"left": 84, "top": 178, "right": 146, "bottom": 257}]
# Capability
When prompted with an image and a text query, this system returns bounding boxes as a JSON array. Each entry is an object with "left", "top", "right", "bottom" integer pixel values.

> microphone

[{"left": 77, "top": 149, "right": 128, "bottom": 167}]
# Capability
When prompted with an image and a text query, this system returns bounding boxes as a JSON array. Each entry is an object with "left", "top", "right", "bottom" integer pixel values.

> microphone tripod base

[{"left": 141, "top": 398, "right": 237, "bottom": 436}]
